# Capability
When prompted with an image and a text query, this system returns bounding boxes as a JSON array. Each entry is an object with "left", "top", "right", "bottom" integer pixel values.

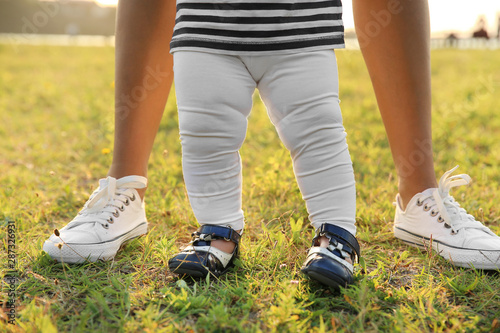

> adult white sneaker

[
  {"left": 43, "top": 176, "right": 148, "bottom": 263},
  {"left": 394, "top": 166, "right": 500, "bottom": 269}
]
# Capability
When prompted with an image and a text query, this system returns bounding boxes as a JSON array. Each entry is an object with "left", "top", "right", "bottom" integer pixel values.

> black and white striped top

[{"left": 170, "top": 0, "right": 344, "bottom": 55}]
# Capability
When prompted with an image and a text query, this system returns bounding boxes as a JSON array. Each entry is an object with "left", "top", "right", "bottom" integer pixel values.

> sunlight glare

[{"left": 94, "top": 0, "right": 118, "bottom": 7}]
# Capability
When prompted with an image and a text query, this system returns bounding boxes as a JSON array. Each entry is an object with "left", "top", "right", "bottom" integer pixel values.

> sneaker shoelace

[
  {"left": 67, "top": 176, "right": 147, "bottom": 229},
  {"left": 418, "top": 166, "right": 488, "bottom": 235}
]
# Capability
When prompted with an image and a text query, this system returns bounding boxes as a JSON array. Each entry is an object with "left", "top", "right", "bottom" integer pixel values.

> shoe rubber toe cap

[
  {"left": 168, "top": 252, "right": 210, "bottom": 278},
  {"left": 302, "top": 253, "right": 353, "bottom": 289}
]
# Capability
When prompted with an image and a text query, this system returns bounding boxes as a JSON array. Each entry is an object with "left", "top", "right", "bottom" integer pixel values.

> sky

[
  {"left": 342, "top": 0, "right": 500, "bottom": 37},
  {"left": 95, "top": 0, "right": 500, "bottom": 37}
]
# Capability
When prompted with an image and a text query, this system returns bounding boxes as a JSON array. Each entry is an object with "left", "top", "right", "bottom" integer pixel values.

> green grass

[{"left": 1, "top": 44, "right": 500, "bottom": 332}]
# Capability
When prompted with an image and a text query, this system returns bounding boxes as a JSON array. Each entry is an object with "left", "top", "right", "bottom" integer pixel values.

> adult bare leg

[
  {"left": 109, "top": 0, "right": 176, "bottom": 199},
  {"left": 353, "top": 0, "right": 437, "bottom": 209}
]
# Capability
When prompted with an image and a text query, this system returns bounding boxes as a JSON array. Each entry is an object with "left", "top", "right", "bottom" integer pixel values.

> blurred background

[
  {"left": 0, "top": 0, "right": 116, "bottom": 36},
  {"left": 0, "top": 0, "right": 499, "bottom": 48}
]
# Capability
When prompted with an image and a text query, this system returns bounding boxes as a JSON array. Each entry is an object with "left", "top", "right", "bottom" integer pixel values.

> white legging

[{"left": 173, "top": 50, "right": 356, "bottom": 235}]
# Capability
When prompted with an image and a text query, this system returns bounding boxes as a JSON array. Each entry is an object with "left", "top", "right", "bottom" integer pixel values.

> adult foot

[
  {"left": 43, "top": 176, "right": 148, "bottom": 263},
  {"left": 394, "top": 166, "right": 500, "bottom": 269}
]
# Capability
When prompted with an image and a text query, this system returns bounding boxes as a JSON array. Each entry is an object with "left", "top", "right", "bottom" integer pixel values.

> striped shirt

[{"left": 170, "top": 0, "right": 345, "bottom": 55}]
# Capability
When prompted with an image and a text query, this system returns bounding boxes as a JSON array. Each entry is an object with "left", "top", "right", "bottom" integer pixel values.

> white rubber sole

[
  {"left": 394, "top": 226, "right": 500, "bottom": 270},
  {"left": 43, "top": 222, "right": 148, "bottom": 264}
]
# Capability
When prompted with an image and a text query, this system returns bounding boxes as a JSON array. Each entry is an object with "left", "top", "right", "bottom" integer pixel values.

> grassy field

[{"left": 1, "top": 44, "right": 500, "bottom": 332}]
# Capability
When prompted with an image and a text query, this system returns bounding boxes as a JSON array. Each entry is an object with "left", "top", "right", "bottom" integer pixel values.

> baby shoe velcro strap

[
  {"left": 315, "top": 224, "right": 360, "bottom": 261},
  {"left": 193, "top": 225, "right": 241, "bottom": 244},
  {"left": 183, "top": 245, "right": 234, "bottom": 268}
]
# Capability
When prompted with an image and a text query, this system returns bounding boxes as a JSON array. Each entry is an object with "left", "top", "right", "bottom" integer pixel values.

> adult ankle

[
  {"left": 398, "top": 181, "right": 437, "bottom": 210},
  {"left": 107, "top": 168, "right": 148, "bottom": 201},
  {"left": 135, "top": 188, "right": 147, "bottom": 201}
]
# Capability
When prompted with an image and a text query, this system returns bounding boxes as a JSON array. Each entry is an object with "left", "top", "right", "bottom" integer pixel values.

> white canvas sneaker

[
  {"left": 43, "top": 176, "right": 148, "bottom": 263},
  {"left": 394, "top": 166, "right": 500, "bottom": 269}
]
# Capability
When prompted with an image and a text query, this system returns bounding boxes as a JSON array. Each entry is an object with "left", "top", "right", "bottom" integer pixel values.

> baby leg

[
  {"left": 169, "top": 52, "right": 255, "bottom": 277},
  {"left": 257, "top": 50, "right": 356, "bottom": 235},
  {"left": 256, "top": 50, "right": 358, "bottom": 289},
  {"left": 174, "top": 52, "right": 256, "bottom": 231}
]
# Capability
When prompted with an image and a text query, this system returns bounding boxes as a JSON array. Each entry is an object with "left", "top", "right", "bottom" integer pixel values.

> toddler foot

[
  {"left": 168, "top": 225, "right": 241, "bottom": 278},
  {"left": 301, "top": 224, "right": 360, "bottom": 290}
]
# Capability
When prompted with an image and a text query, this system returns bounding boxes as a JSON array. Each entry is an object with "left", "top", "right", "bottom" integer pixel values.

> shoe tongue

[{"left": 420, "top": 188, "right": 437, "bottom": 197}]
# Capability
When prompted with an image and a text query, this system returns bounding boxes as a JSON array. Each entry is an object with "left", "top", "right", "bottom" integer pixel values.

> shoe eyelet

[
  {"left": 108, "top": 217, "right": 114, "bottom": 224},
  {"left": 103, "top": 224, "right": 109, "bottom": 229},
  {"left": 130, "top": 194, "right": 136, "bottom": 202},
  {"left": 113, "top": 210, "right": 120, "bottom": 218},
  {"left": 430, "top": 210, "right": 438, "bottom": 217},
  {"left": 423, "top": 204, "right": 430, "bottom": 211},
  {"left": 444, "top": 223, "right": 451, "bottom": 229},
  {"left": 416, "top": 199, "right": 423, "bottom": 206},
  {"left": 437, "top": 216, "right": 445, "bottom": 223},
  {"left": 119, "top": 205, "right": 125, "bottom": 212},
  {"left": 124, "top": 199, "right": 130, "bottom": 206},
  {"left": 451, "top": 229, "right": 458, "bottom": 235}
]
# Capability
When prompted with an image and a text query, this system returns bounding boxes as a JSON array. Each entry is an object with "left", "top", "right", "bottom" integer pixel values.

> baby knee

[
  {"left": 277, "top": 106, "right": 346, "bottom": 155},
  {"left": 179, "top": 110, "right": 248, "bottom": 157}
]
